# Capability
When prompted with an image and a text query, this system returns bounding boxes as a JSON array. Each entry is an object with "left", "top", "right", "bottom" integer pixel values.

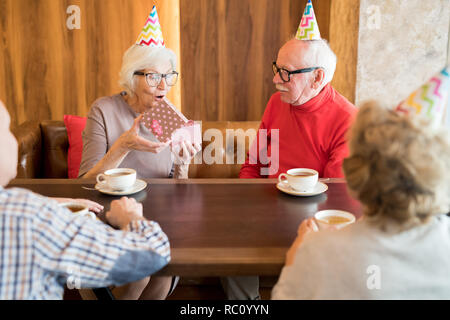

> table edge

[
  {"left": 10, "top": 178, "right": 346, "bottom": 185},
  {"left": 155, "top": 247, "right": 287, "bottom": 276}
]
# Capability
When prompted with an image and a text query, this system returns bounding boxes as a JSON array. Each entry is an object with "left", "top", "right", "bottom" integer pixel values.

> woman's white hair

[
  {"left": 119, "top": 44, "right": 177, "bottom": 96},
  {"left": 301, "top": 39, "right": 337, "bottom": 84}
]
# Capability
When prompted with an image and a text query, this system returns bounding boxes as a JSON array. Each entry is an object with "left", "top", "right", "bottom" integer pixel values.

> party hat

[
  {"left": 295, "top": 0, "right": 321, "bottom": 40},
  {"left": 135, "top": 6, "right": 165, "bottom": 47},
  {"left": 395, "top": 66, "right": 450, "bottom": 129}
]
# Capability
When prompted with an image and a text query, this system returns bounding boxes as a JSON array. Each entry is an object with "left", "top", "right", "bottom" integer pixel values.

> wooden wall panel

[
  {"left": 0, "top": 0, "right": 181, "bottom": 127},
  {"left": 180, "top": 0, "right": 331, "bottom": 121},
  {"left": 329, "top": 0, "right": 360, "bottom": 104},
  {"left": 0, "top": 0, "right": 358, "bottom": 126}
]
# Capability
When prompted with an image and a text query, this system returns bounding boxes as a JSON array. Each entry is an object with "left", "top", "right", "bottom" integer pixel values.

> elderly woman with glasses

[
  {"left": 79, "top": 44, "right": 200, "bottom": 180},
  {"left": 78, "top": 43, "right": 199, "bottom": 300}
]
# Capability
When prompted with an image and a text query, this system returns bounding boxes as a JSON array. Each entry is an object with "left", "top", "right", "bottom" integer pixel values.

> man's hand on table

[{"left": 106, "top": 197, "right": 145, "bottom": 230}]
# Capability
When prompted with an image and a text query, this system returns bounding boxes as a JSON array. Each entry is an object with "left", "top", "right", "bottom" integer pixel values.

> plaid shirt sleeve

[{"left": 32, "top": 194, "right": 171, "bottom": 289}]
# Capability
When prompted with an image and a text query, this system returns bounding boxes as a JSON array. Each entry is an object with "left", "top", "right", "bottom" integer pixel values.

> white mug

[
  {"left": 278, "top": 168, "right": 318, "bottom": 192},
  {"left": 59, "top": 202, "right": 96, "bottom": 220},
  {"left": 96, "top": 168, "right": 136, "bottom": 191},
  {"left": 314, "top": 210, "right": 356, "bottom": 230}
]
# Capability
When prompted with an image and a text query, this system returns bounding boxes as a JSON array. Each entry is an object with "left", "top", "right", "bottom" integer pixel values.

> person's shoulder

[
  {"left": 0, "top": 187, "right": 57, "bottom": 219},
  {"left": 89, "top": 93, "right": 125, "bottom": 114},
  {"left": 267, "top": 91, "right": 284, "bottom": 108},
  {"left": 258, "top": 92, "right": 284, "bottom": 126},
  {"left": 433, "top": 215, "right": 450, "bottom": 234},
  {"left": 269, "top": 91, "right": 282, "bottom": 102},
  {"left": 1, "top": 187, "right": 43, "bottom": 203},
  {"left": 328, "top": 86, "right": 357, "bottom": 117},
  {"left": 264, "top": 92, "right": 286, "bottom": 116}
]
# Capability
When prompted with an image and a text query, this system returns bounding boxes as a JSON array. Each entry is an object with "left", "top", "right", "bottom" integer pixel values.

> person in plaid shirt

[{"left": 0, "top": 101, "right": 171, "bottom": 299}]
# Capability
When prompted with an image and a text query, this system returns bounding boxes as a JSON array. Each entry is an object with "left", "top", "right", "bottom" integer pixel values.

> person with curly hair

[{"left": 272, "top": 100, "right": 450, "bottom": 299}]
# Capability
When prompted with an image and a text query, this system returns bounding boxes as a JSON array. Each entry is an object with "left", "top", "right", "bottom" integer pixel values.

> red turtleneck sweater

[{"left": 239, "top": 84, "right": 357, "bottom": 178}]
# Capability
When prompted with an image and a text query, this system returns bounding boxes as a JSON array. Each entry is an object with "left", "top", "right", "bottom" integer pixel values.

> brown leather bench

[
  {"left": 12, "top": 119, "right": 277, "bottom": 299},
  {"left": 12, "top": 120, "right": 260, "bottom": 179}
]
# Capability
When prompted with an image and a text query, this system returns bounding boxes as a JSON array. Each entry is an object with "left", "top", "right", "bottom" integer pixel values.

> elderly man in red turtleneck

[
  {"left": 240, "top": 39, "right": 357, "bottom": 179},
  {"left": 221, "top": 39, "right": 357, "bottom": 301}
]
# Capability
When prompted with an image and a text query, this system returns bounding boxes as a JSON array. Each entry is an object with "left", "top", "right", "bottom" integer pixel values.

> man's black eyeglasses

[{"left": 272, "top": 62, "right": 321, "bottom": 83}]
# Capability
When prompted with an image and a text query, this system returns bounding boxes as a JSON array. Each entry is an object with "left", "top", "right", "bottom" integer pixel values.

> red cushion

[{"left": 63, "top": 115, "right": 87, "bottom": 179}]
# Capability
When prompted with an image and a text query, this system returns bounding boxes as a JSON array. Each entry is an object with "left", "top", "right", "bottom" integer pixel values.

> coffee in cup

[
  {"left": 278, "top": 168, "right": 318, "bottom": 192},
  {"left": 314, "top": 210, "right": 356, "bottom": 230},
  {"left": 96, "top": 168, "right": 136, "bottom": 191},
  {"left": 59, "top": 202, "right": 96, "bottom": 219}
]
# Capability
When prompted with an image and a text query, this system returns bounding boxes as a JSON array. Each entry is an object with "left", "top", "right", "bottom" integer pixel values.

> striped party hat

[
  {"left": 135, "top": 6, "right": 165, "bottom": 47},
  {"left": 295, "top": 0, "right": 321, "bottom": 40},
  {"left": 395, "top": 66, "right": 450, "bottom": 129}
]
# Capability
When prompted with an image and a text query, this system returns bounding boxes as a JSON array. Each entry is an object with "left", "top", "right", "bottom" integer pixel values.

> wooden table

[{"left": 8, "top": 178, "right": 362, "bottom": 277}]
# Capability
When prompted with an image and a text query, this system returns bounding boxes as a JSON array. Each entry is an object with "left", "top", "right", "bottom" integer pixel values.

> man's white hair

[
  {"left": 301, "top": 39, "right": 337, "bottom": 84},
  {"left": 119, "top": 44, "right": 177, "bottom": 96}
]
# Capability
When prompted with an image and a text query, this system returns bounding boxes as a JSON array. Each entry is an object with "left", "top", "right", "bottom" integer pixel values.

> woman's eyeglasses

[{"left": 133, "top": 71, "right": 179, "bottom": 87}]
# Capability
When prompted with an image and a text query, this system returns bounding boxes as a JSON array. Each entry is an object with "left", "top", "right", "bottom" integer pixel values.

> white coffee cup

[
  {"left": 278, "top": 168, "right": 318, "bottom": 192},
  {"left": 59, "top": 202, "right": 96, "bottom": 220},
  {"left": 96, "top": 168, "right": 136, "bottom": 191},
  {"left": 314, "top": 210, "right": 356, "bottom": 230}
]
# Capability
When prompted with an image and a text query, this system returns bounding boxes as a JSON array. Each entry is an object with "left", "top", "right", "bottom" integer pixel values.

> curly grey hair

[{"left": 343, "top": 101, "right": 450, "bottom": 230}]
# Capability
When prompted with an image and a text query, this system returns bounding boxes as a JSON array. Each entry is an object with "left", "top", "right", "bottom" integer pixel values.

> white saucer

[
  {"left": 276, "top": 181, "right": 328, "bottom": 197},
  {"left": 95, "top": 179, "right": 147, "bottom": 196}
]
